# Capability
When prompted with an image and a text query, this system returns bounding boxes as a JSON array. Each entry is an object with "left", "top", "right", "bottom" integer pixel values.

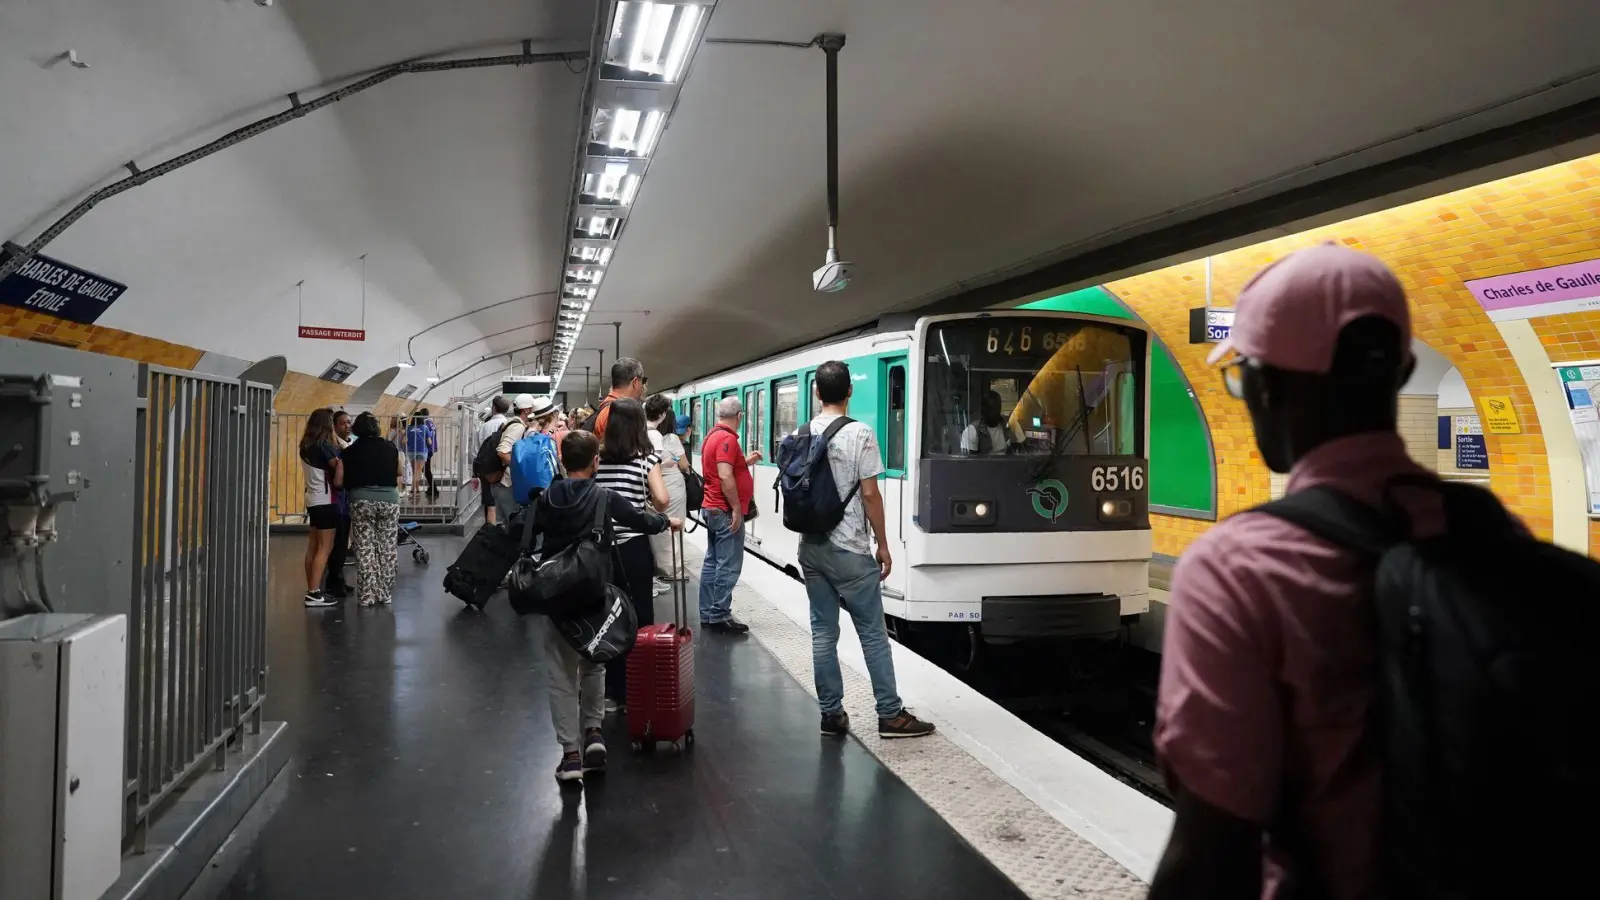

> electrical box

[
  {"left": 0, "top": 614, "right": 127, "bottom": 900},
  {"left": 0, "top": 373, "right": 92, "bottom": 505}
]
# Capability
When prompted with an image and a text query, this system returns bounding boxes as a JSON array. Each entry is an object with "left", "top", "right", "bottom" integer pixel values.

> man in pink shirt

[{"left": 1151, "top": 245, "right": 1435, "bottom": 900}]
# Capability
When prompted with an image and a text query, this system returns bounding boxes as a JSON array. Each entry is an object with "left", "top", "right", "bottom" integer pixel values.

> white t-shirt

[
  {"left": 478, "top": 413, "right": 508, "bottom": 446},
  {"left": 808, "top": 414, "right": 884, "bottom": 557},
  {"left": 961, "top": 423, "right": 1010, "bottom": 455},
  {"left": 496, "top": 419, "right": 530, "bottom": 486}
]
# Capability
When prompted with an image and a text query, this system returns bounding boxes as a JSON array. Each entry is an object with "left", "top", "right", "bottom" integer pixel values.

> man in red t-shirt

[{"left": 698, "top": 395, "right": 762, "bottom": 633}]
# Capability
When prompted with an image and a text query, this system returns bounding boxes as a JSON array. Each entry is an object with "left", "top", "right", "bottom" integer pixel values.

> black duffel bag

[
  {"left": 507, "top": 494, "right": 611, "bottom": 617},
  {"left": 552, "top": 582, "right": 638, "bottom": 663}
]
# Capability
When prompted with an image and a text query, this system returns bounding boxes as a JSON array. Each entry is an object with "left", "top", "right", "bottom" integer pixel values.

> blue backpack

[
  {"left": 775, "top": 417, "right": 857, "bottom": 536},
  {"left": 510, "top": 431, "right": 559, "bottom": 504}
]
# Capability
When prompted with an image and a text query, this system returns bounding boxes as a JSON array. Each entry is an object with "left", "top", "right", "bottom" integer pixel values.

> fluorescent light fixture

[
  {"left": 589, "top": 108, "right": 665, "bottom": 157},
  {"left": 576, "top": 216, "right": 620, "bottom": 239},
  {"left": 619, "top": 174, "right": 641, "bottom": 206},
  {"left": 426, "top": 375, "right": 441, "bottom": 384},
  {"left": 581, "top": 162, "right": 632, "bottom": 204},
  {"left": 605, "top": 2, "right": 704, "bottom": 83},
  {"left": 397, "top": 358, "right": 415, "bottom": 368},
  {"left": 565, "top": 267, "right": 604, "bottom": 285}
]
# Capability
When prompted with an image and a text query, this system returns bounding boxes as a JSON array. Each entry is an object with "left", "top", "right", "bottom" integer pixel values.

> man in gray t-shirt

[{"left": 797, "top": 361, "right": 934, "bottom": 741}]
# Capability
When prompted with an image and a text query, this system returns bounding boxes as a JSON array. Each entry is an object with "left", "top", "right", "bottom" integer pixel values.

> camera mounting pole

[{"left": 812, "top": 34, "right": 853, "bottom": 293}]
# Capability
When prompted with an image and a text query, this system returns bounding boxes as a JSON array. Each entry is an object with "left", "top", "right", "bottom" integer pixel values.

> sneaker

[
  {"left": 878, "top": 709, "right": 936, "bottom": 739},
  {"left": 555, "top": 751, "right": 584, "bottom": 784},
  {"left": 604, "top": 699, "right": 624, "bottom": 715},
  {"left": 582, "top": 729, "right": 607, "bottom": 772},
  {"left": 704, "top": 617, "right": 750, "bottom": 634},
  {"left": 652, "top": 580, "right": 668, "bottom": 597},
  {"left": 820, "top": 712, "right": 850, "bottom": 737},
  {"left": 303, "top": 590, "right": 336, "bottom": 608}
]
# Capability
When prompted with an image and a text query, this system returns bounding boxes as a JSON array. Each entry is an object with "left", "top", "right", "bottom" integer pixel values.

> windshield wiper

[{"left": 1030, "top": 365, "right": 1100, "bottom": 481}]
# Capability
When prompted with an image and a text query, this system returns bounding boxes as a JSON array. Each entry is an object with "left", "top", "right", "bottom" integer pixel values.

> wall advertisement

[{"left": 1556, "top": 365, "right": 1600, "bottom": 516}]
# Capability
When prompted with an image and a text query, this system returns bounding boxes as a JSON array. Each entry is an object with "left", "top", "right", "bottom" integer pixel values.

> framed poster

[{"left": 1555, "top": 364, "right": 1600, "bottom": 515}]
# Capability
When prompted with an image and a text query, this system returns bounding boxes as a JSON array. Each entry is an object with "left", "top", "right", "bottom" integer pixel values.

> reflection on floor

[{"left": 216, "top": 534, "right": 1025, "bottom": 899}]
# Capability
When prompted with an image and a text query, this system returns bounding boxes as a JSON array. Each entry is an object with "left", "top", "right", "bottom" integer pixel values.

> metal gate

[
  {"left": 268, "top": 406, "right": 479, "bottom": 526},
  {"left": 126, "top": 365, "right": 272, "bottom": 846}
]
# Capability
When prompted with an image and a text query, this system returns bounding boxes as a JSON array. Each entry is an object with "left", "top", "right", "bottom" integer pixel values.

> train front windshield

[{"left": 922, "top": 317, "right": 1145, "bottom": 458}]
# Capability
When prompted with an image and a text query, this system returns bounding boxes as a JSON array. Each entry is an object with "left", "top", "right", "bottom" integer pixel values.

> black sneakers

[
  {"left": 303, "top": 589, "right": 337, "bottom": 608},
  {"left": 878, "top": 709, "right": 936, "bottom": 739},
  {"left": 583, "top": 728, "right": 607, "bottom": 773},
  {"left": 555, "top": 751, "right": 584, "bottom": 783},
  {"left": 704, "top": 617, "right": 750, "bottom": 634},
  {"left": 820, "top": 712, "right": 850, "bottom": 737}
]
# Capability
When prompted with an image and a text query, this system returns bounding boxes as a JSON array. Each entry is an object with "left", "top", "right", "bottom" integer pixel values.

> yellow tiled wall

[
  {"left": 1108, "top": 152, "right": 1600, "bottom": 557},
  {"left": 1397, "top": 395, "right": 1441, "bottom": 474},
  {"left": 0, "top": 304, "right": 205, "bottom": 369}
]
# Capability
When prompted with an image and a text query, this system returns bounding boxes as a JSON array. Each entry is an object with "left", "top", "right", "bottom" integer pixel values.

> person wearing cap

[
  {"left": 1150, "top": 244, "right": 1447, "bottom": 900},
  {"left": 492, "top": 394, "right": 540, "bottom": 522}
]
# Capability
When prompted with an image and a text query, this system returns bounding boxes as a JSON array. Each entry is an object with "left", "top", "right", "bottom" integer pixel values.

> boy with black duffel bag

[{"left": 508, "top": 430, "right": 679, "bottom": 785}]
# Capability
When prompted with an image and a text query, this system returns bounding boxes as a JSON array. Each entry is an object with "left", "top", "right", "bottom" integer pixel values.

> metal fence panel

[
  {"left": 268, "top": 406, "right": 479, "bottom": 526},
  {"left": 126, "top": 366, "right": 271, "bottom": 845}
]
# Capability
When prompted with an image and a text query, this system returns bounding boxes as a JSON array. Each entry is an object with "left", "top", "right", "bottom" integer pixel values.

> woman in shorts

[{"left": 300, "top": 408, "right": 344, "bottom": 608}]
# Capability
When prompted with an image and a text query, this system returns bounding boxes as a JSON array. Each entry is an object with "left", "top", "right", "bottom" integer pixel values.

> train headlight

[
  {"left": 951, "top": 499, "right": 996, "bottom": 526},
  {"left": 1098, "top": 498, "right": 1134, "bottom": 522}
]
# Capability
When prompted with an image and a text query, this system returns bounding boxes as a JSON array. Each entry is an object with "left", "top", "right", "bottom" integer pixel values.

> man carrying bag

[{"left": 506, "top": 431, "right": 680, "bottom": 786}]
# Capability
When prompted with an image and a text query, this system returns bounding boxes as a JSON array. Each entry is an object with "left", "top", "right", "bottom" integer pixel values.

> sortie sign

[
  {"left": 297, "top": 325, "right": 367, "bottom": 341},
  {"left": 0, "top": 245, "right": 128, "bottom": 325}
]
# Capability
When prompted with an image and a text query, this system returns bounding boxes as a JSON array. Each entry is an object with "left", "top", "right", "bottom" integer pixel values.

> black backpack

[
  {"left": 1256, "top": 475, "right": 1595, "bottom": 898},
  {"left": 775, "top": 417, "right": 857, "bottom": 536},
  {"left": 575, "top": 398, "right": 614, "bottom": 434},
  {"left": 507, "top": 491, "right": 612, "bottom": 618},
  {"left": 472, "top": 421, "right": 513, "bottom": 479}
]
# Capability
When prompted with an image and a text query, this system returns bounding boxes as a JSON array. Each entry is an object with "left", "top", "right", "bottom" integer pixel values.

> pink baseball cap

[{"left": 1206, "top": 243, "right": 1412, "bottom": 373}]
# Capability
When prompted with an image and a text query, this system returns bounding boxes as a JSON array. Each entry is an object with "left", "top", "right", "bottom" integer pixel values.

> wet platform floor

[{"left": 215, "top": 533, "right": 1026, "bottom": 899}]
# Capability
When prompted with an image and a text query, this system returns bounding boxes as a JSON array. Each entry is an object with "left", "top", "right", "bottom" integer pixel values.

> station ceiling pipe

[{"left": 0, "top": 44, "right": 588, "bottom": 284}]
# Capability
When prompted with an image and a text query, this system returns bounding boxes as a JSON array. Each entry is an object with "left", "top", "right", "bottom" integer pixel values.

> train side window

[
  {"left": 805, "top": 372, "right": 819, "bottom": 419},
  {"left": 743, "top": 387, "right": 758, "bottom": 450},
  {"left": 754, "top": 388, "right": 767, "bottom": 461},
  {"left": 886, "top": 362, "right": 907, "bottom": 473},
  {"left": 772, "top": 377, "right": 799, "bottom": 456}
]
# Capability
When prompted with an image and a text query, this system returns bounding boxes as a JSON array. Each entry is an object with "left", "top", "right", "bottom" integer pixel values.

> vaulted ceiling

[{"left": 3, "top": 0, "right": 1598, "bottom": 401}]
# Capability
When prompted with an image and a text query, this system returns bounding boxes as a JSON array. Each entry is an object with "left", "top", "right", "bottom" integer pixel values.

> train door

[
  {"left": 742, "top": 385, "right": 762, "bottom": 543},
  {"left": 881, "top": 357, "right": 910, "bottom": 600}
]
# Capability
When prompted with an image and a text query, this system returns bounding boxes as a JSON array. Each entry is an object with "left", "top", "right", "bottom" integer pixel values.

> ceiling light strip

[{"left": 549, "top": 0, "right": 717, "bottom": 383}]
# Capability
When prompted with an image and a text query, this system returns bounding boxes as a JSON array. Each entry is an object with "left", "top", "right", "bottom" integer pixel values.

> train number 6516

[{"left": 1091, "top": 465, "right": 1145, "bottom": 491}]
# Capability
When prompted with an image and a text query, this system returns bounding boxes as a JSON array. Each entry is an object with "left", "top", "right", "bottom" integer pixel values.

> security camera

[{"left": 812, "top": 258, "right": 853, "bottom": 293}]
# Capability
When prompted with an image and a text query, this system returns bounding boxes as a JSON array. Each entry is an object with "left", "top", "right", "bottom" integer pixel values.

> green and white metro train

[{"left": 673, "top": 309, "right": 1154, "bottom": 659}]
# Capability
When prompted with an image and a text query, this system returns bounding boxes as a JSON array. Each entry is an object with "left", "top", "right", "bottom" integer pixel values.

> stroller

[{"left": 398, "top": 521, "right": 430, "bottom": 565}]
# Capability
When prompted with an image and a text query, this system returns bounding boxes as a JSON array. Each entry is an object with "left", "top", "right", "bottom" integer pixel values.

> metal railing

[
  {"left": 127, "top": 365, "right": 272, "bottom": 847},
  {"left": 268, "top": 406, "right": 480, "bottom": 526}
]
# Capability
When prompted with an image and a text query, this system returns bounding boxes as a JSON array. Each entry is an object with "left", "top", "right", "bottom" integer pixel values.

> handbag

[
  {"left": 507, "top": 493, "right": 611, "bottom": 617},
  {"left": 553, "top": 583, "right": 638, "bottom": 662}
]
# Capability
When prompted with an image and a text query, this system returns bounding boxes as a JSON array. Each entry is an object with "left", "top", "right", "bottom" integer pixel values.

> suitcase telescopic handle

[{"left": 672, "top": 527, "right": 687, "bottom": 627}]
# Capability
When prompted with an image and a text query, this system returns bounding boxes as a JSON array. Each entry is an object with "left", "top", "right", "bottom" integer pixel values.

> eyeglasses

[{"left": 1219, "top": 355, "right": 1259, "bottom": 399}]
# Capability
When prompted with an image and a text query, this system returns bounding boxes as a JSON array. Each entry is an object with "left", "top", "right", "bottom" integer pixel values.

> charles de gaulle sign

[{"left": 0, "top": 244, "right": 128, "bottom": 325}]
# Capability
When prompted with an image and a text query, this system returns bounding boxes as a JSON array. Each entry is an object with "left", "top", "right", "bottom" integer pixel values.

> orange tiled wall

[
  {"left": 0, "top": 304, "right": 204, "bottom": 369},
  {"left": 1107, "top": 152, "right": 1600, "bottom": 558}
]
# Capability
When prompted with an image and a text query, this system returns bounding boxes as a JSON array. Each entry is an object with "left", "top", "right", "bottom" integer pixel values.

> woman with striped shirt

[{"left": 595, "top": 397, "right": 670, "bottom": 711}]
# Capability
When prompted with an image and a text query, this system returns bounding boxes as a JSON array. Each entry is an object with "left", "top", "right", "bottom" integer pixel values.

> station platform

[{"left": 209, "top": 531, "right": 1163, "bottom": 900}]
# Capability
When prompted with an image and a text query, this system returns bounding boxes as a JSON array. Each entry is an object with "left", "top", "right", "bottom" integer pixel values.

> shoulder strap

[
  {"left": 589, "top": 487, "right": 610, "bottom": 539},
  {"left": 1252, "top": 486, "right": 1402, "bottom": 557},
  {"left": 818, "top": 415, "right": 856, "bottom": 446},
  {"left": 520, "top": 495, "right": 541, "bottom": 552}
]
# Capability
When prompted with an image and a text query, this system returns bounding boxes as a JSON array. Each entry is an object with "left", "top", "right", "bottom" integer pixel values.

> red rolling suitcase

[{"left": 626, "top": 529, "right": 695, "bottom": 753}]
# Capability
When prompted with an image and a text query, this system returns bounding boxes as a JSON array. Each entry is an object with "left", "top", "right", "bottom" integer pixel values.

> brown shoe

[{"left": 878, "top": 710, "right": 935, "bottom": 739}]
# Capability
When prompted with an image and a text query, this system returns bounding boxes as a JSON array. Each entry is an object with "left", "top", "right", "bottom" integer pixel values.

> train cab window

[
  {"left": 920, "top": 317, "right": 1145, "bottom": 459},
  {"left": 885, "top": 363, "right": 907, "bottom": 472},
  {"left": 689, "top": 396, "right": 702, "bottom": 451},
  {"left": 772, "top": 377, "right": 799, "bottom": 455},
  {"left": 805, "top": 372, "right": 819, "bottom": 419}
]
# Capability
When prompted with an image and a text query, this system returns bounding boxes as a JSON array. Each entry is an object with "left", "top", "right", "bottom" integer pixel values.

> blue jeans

[
  {"left": 698, "top": 508, "right": 744, "bottom": 624},
  {"left": 797, "top": 538, "right": 903, "bottom": 719}
]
